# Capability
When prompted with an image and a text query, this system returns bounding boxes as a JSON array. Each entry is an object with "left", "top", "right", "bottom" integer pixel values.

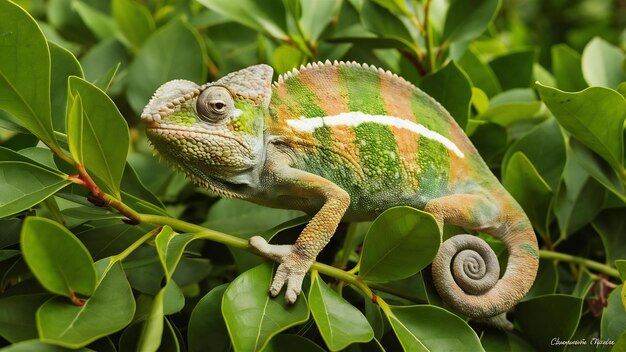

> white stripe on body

[{"left": 286, "top": 111, "right": 464, "bottom": 158}]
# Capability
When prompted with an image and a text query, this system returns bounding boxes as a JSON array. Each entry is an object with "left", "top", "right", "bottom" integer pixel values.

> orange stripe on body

[
  {"left": 380, "top": 72, "right": 415, "bottom": 122},
  {"left": 446, "top": 119, "right": 472, "bottom": 187},
  {"left": 298, "top": 66, "right": 349, "bottom": 116},
  {"left": 390, "top": 126, "right": 420, "bottom": 192},
  {"left": 380, "top": 77, "right": 421, "bottom": 191},
  {"left": 329, "top": 125, "right": 364, "bottom": 180}
]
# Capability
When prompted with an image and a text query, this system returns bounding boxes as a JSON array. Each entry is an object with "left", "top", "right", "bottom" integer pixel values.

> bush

[{"left": 0, "top": 0, "right": 624, "bottom": 351}]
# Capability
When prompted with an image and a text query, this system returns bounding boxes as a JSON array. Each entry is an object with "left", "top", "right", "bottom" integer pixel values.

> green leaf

[
  {"left": 516, "top": 294, "right": 583, "bottom": 352},
  {"left": 309, "top": 272, "right": 374, "bottom": 350},
  {"left": 66, "top": 94, "right": 84, "bottom": 163},
  {"left": 616, "top": 260, "right": 626, "bottom": 281},
  {"left": 502, "top": 152, "right": 553, "bottom": 238},
  {"left": 18, "top": 147, "right": 60, "bottom": 171},
  {"left": 136, "top": 289, "right": 165, "bottom": 352},
  {"left": 49, "top": 42, "right": 83, "bottom": 132},
  {"left": 364, "top": 298, "right": 385, "bottom": 340},
  {"left": 161, "top": 318, "right": 181, "bottom": 352},
  {"left": 593, "top": 209, "right": 626, "bottom": 264},
  {"left": 522, "top": 259, "right": 558, "bottom": 300},
  {"left": 112, "top": 0, "right": 155, "bottom": 49},
  {"left": 204, "top": 199, "right": 304, "bottom": 271},
  {"left": 197, "top": 0, "right": 288, "bottom": 40},
  {"left": 0, "top": 340, "right": 93, "bottom": 352},
  {"left": 21, "top": 217, "right": 96, "bottom": 297},
  {"left": 489, "top": 50, "right": 536, "bottom": 91},
  {"left": 554, "top": 157, "right": 605, "bottom": 239},
  {"left": 67, "top": 77, "right": 130, "bottom": 198},
  {"left": 469, "top": 122, "right": 507, "bottom": 166},
  {"left": 221, "top": 264, "right": 309, "bottom": 352},
  {"left": 0, "top": 161, "right": 70, "bottom": 218},
  {"left": 155, "top": 227, "right": 195, "bottom": 279},
  {"left": 299, "top": 0, "right": 342, "bottom": 42},
  {"left": 126, "top": 19, "right": 207, "bottom": 114},
  {"left": 80, "top": 39, "right": 129, "bottom": 84},
  {"left": 171, "top": 257, "right": 212, "bottom": 288},
  {"left": 581, "top": 37, "right": 626, "bottom": 89},
  {"left": 123, "top": 246, "right": 164, "bottom": 295},
  {"left": 264, "top": 335, "right": 326, "bottom": 352},
  {"left": 188, "top": 284, "right": 230, "bottom": 352},
  {"left": 536, "top": 83, "right": 626, "bottom": 173},
  {"left": 272, "top": 45, "right": 305, "bottom": 74},
  {"left": 503, "top": 118, "right": 566, "bottom": 191},
  {"left": 457, "top": 48, "right": 501, "bottom": 97},
  {"left": 37, "top": 259, "right": 135, "bottom": 348},
  {"left": 77, "top": 223, "right": 148, "bottom": 260},
  {"left": 92, "top": 63, "right": 120, "bottom": 92},
  {"left": 477, "top": 88, "right": 542, "bottom": 127},
  {"left": 120, "top": 162, "right": 168, "bottom": 215},
  {"left": 359, "top": 207, "right": 440, "bottom": 282},
  {"left": 601, "top": 285, "right": 626, "bottom": 342},
  {"left": 551, "top": 44, "right": 587, "bottom": 92},
  {"left": 372, "top": 0, "right": 412, "bottom": 16},
  {"left": 0, "top": 0, "right": 60, "bottom": 151},
  {"left": 162, "top": 280, "right": 185, "bottom": 315},
  {"left": 71, "top": 1, "right": 117, "bottom": 40},
  {"left": 615, "top": 333, "right": 626, "bottom": 352},
  {"left": 571, "top": 269, "right": 594, "bottom": 299},
  {"left": 0, "top": 218, "right": 22, "bottom": 249},
  {"left": 569, "top": 139, "right": 626, "bottom": 202},
  {"left": 442, "top": 0, "right": 501, "bottom": 44},
  {"left": 360, "top": 1, "right": 416, "bottom": 50},
  {"left": 386, "top": 305, "right": 484, "bottom": 352},
  {"left": 124, "top": 317, "right": 183, "bottom": 352},
  {"left": 480, "top": 330, "right": 536, "bottom": 352},
  {"left": 0, "top": 294, "right": 52, "bottom": 343},
  {"left": 419, "top": 62, "right": 472, "bottom": 129}
]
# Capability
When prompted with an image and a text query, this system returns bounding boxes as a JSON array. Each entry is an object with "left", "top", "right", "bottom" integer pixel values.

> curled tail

[{"left": 428, "top": 194, "right": 539, "bottom": 321}]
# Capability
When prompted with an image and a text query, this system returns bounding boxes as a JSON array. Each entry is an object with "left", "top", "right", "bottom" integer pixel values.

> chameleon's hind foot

[{"left": 249, "top": 236, "right": 311, "bottom": 303}]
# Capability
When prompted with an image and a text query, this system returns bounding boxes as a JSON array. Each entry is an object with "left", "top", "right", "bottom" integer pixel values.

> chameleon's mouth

[
  {"left": 146, "top": 125, "right": 252, "bottom": 153},
  {"left": 147, "top": 124, "right": 225, "bottom": 138}
]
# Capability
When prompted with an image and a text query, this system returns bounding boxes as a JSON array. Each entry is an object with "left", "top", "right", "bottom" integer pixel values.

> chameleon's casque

[{"left": 142, "top": 61, "right": 539, "bottom": 326}]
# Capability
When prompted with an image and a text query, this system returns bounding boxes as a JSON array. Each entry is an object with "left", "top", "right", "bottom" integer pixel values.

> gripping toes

[
  {"left": 248, "top": 236, "right": 310, "bottom": 303},
  {"left": 270, "top": 256, "right": 308, "bottom": 303}
]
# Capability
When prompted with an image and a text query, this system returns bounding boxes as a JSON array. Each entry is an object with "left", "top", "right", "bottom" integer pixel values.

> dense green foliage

[{"left": 0, "top": 0, "right": 625, "bottom": 351}]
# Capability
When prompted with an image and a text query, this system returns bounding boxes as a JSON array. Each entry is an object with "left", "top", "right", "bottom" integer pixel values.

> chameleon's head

[{"left": 141, "top": 65, "right": 272, "bottom": 182}]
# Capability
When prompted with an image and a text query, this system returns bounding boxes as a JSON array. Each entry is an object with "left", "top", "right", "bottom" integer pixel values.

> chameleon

[{"left": 141, "top": 61, "right": 539, "bottom": 323}]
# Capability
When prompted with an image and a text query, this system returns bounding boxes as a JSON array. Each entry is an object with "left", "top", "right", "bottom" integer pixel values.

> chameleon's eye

[{"left": 196, "top": 86, "right": 234, "bottom": 122}]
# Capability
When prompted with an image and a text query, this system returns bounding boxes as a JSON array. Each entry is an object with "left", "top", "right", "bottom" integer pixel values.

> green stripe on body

[
  {"left": 284, "top": 77, "right": 326, "bottom": 117},
  {"left": 338, "top": 66, "right": 407, "bottom": 190},
  {"left": 417, "top": 137, "right": 450, "bottom": 199},
  {"left": 339, "top": 66, "right": 386, "bottom": 115},
  {"left": 354, "top": 123, "right": 404, "bottom": 189},
  {"left": 301, "top": 125, "right": 360, "bottom": 194},
  {"left": 410, "top": 90, "right": 452, "bottom": 138}
]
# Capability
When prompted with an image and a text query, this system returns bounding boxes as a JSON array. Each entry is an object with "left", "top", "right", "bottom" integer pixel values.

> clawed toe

[
  {"left": 248, "top": 236, "right": 311, "bottom": 304},
  {"left": 248, "top": 236, "right": 294, "bottom": 262}
]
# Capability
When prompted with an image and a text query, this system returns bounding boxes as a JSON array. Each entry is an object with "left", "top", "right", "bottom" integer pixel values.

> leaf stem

[
  {"left": 423, "top": 0, "right": 436, "bottom": 72},
  {"left": 137, "top": 213, "right": 424, "bottom": 302},
  {"left": 110, "top": 226, "right": 162, "bottom": 263},
  {"left": 42, "top": 197, "right": 65, "bottom": 226},
  {"left": 333, "top": 222, "right": 359, "bottom": 269},
  {"left": 139, "top": 214, "right": 248, "bottom": 250},
  {"left": 539, "top": 249, "right": 620, "bottom": 278}
]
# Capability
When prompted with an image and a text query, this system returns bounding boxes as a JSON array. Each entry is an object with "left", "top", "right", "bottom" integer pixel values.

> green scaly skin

[{"left": 141, "top": 62, "right": 539, "bottom": 327}]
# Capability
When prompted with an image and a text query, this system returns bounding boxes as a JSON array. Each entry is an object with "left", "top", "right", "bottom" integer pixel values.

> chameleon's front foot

[{"left": 249, "top": 236, "right": 312, "bottom": 303}]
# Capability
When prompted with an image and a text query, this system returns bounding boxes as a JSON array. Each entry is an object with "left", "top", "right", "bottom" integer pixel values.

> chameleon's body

[{"left": 142, "top": 61, "right": 539, "bottom": 322}]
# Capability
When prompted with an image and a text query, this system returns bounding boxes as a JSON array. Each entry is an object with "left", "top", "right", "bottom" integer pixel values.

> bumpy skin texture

[{"left": 142, "top": 61, "right": 539, "bottom": 322}]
